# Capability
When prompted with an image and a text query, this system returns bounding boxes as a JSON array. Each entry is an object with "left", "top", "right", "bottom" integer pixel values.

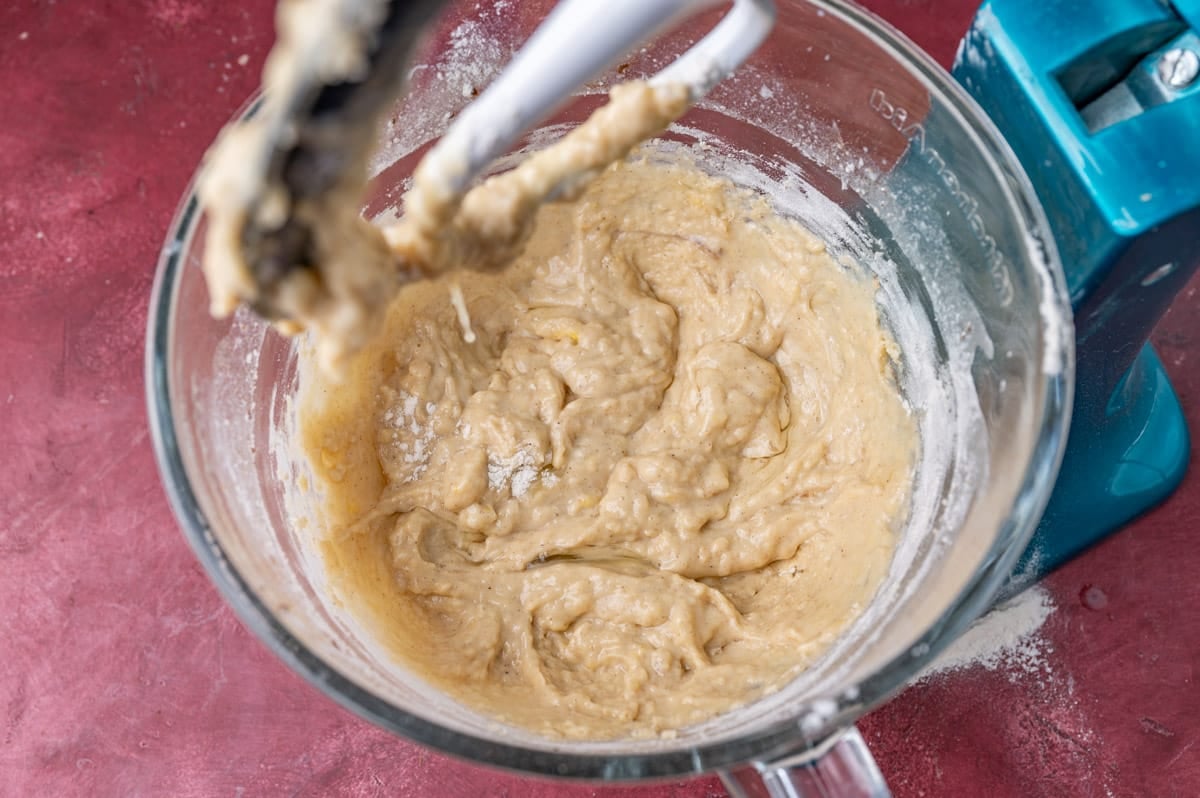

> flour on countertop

[{"left": 921, "top": 585, "right": 1055, "bottom": 680}]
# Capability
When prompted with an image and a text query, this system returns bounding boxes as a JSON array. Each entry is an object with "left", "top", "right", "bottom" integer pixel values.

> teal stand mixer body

[{"left": 953, "top": 0, "right": 1199, "bottom": 584}]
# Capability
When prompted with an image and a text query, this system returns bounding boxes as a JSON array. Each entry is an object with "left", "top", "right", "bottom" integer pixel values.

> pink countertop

[{"left": 2, "top": 1, "right": 1197, "bottom": 795}]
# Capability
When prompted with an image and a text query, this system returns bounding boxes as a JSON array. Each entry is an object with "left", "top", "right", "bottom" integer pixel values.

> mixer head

[{"left": 198, "top": 0, "right": 774, "bottom": 331}]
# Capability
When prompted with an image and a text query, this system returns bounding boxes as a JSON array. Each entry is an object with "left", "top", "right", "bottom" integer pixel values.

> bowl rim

[{"left": 145, "top": 0, "right": 1074, "bottom": 781}]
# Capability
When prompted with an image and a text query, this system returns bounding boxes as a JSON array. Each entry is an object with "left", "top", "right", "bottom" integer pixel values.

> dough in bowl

[{"left": 297, "top": 150, "right": 916, "bottom": 740}]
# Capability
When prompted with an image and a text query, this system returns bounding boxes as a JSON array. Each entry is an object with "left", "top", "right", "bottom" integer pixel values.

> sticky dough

[{"left": 299, "top": 151, "right": 916, "bottom": 740}]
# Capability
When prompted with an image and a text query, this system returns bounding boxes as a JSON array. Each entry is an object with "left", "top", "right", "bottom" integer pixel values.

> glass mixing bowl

[{"left": 146, "top": 0, "right": 1074, "bottom": 794}]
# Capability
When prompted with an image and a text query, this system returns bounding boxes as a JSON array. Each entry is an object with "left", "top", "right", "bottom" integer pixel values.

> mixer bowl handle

[{"left": 719, "top": 727, "right": 891, "bottom": 798}]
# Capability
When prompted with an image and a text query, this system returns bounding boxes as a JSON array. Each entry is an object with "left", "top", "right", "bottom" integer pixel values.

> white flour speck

[
  {"left": 440, "top": 19, "right": 504, "bottom": 103},
  {"left": 387, "top": 390, "right": 434, "bottom": 479},
  {"left": 488, "top": 448, "right": 541, "bottom": 497}
]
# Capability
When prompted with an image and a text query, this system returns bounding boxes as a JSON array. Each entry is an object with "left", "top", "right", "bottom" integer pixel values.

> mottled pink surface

[{"left": 2, "top": 1, "right": 1197, "bottom": 795}]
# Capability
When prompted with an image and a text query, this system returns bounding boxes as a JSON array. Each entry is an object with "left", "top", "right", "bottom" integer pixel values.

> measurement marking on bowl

[{"left": 870, "top": 88, "right": 1015, "bottom": 307}]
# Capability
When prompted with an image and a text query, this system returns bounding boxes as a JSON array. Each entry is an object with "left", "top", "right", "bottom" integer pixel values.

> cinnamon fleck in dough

[{"left": 299, "top": 152, "right": 916, "bottom": 739}]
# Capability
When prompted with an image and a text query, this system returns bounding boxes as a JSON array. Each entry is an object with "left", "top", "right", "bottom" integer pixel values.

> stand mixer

[
  {"left": 152, "top": 0, "right": 1197, "bottom": 795},
  {"left": 953, "top": 0, "right": 1198, "bottom": 585}
]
